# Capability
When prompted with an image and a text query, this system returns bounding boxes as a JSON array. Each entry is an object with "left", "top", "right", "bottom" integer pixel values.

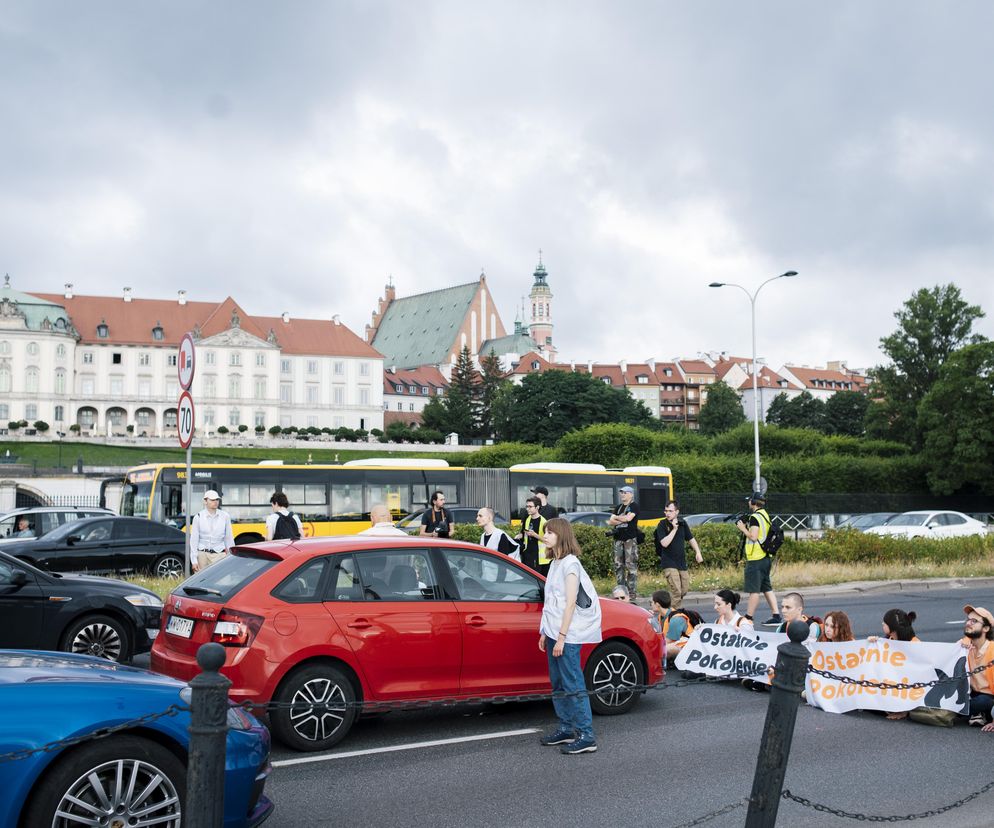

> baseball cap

[
  {"left": 964, "top": 605, "right": 994, "bottom": 628},
  {"left": 619, "top": 485, "right": 635, "bottom": 494},
  {"left": 203, "top": 490, "right": 220, "bottom": 501},
  {"left": 530, "top": 485, "right": 549, "bottom": 496},
  {"left": 746, "top": 491, "right": 766, "bottom": 503}
]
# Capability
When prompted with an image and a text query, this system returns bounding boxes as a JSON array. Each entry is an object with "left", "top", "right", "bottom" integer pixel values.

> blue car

[{"left": 0, "top": 650, "right": 273, "bottom": 827}]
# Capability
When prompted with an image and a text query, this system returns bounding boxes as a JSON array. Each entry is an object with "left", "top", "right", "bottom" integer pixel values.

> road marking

[
  {"left": 946, "top": 620, "right": 967, "bottom": 625},
  {"left": 272, "top": 728, "right": 541, "bottom": 767}
]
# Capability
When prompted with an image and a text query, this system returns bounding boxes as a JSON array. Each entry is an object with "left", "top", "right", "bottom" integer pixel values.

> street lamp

[
  {"left": 56, "top": 431, "right": 65, "bottom": 471},
  {"left": 709, "top": 270, "right": 798, "bottom": 493}
]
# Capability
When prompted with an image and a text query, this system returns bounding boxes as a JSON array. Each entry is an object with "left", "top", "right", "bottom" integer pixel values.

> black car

[
  {"left": 0, "top": 550, "right": 163, "bottom": 662},
  {"left": 5, "top": 516, "right": 186, "bottom": 577},
  {"left": 562, "top": 511, "right": 614, "bottom": 528}
]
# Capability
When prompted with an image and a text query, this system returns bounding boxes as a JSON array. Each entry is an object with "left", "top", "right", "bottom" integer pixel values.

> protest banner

[
  {"left": 674, "top": 624, "right": 787, "bottom": 684},
  {"left": 806, "top": 639, "right": 969, "bottom": 715}
]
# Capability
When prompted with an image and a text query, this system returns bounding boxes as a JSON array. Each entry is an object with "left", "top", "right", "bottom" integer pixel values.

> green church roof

[
  {"left": 479, "top": 332, "right": 537, "bottom": 358},
  {"left": 0, "top": 276, "right": 74, "bottom": 332}
]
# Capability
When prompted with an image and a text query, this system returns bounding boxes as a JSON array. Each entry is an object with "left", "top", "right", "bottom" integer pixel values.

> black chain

[
  {"left": 806, "top": 658, "right": 991, "bottom": 691},
  {"left": 0, "top": 704, "right": 189, "bottom": 765},
  {"left": 668, "top": 797, "right": 751, "bottom": 828},
  {"left": 782, "top": 779, "right": 994, "bottom": 822}
]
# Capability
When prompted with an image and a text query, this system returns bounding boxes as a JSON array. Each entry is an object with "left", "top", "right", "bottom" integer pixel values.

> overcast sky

[{"left": 3, "top": 1, "right": 994, "bottom": 372}]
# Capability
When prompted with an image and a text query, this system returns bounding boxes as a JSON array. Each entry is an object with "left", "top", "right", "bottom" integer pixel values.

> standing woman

[{"left": 538, "top": 518, "right": 602, "bottom": 755}]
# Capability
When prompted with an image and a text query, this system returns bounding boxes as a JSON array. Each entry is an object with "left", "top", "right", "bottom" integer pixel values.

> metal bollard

[
  {"left": 187, "top": 643, "right": 231, "bottom": 828},
  {"left": 744, "top": 620, "right": 811, "bottom": 828}
]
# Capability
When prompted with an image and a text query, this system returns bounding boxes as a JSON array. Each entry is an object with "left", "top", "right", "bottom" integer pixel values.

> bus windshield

[{"left": 121, "top": 479, "right": 153, "bottom": 518}]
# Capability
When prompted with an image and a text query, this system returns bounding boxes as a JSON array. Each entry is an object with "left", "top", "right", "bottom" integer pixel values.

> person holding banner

[
  {"left": 961, "top": 605, "right": 994, "bottom": 727},
  {"left": 867, "top": 608, "right": 920, "bottom": 720},
  {"left": 538, "top": 518, "right": 602, "bottom": 755},
  {"left": 774, "top": 593, "right": 821, "bottom": 644},
  {"left": 713, "top": 589, "right": 753, "bottom": 630}
]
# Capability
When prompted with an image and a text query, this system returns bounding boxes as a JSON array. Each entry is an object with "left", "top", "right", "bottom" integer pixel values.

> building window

[
  {"left": 0, "top": 404, "right": 7, "bottom": 419},
  {"left": 136, "top": 409, "right": 151, "bottom": 426},
  {"left": 306, "top": 385, "right": 319, "bottom": 404},
  {"left": 256, "top": 353, "right": 266, "bottom": 367},
  {"left": 280, "top": 415, "right": 291, "bottom": 428},
  {"left": 359, "top": 362, "right": 370, "bottom": 377},
  {"left": 82, "top": 351, "right": 94, "bottom": 364},
  {"left": 166, "top": 380, "right": 178, "bottom": 399},
  {"left": 167, "top": 354, "right": 177, "bottom": 367},
  {"left": 138, "top": 379, "right": 151, "bottom": 399},
  {"left": 25, "top": 404, "right": 37, "bottom": 419},
  {"left": 0, "top": 341, "right": 9, "bottom": 355},
  {"left": 307, "top": 416, "right": 318, "bottom": 428},
  {"left": 422, "top": 387, "right": 429, "bottom": 395},
  {"left": 280, "top": 358, "right": 291, "bottom": 374},
  {"left": 205, "top": 351, "right": 216, "bottom": 366},
  {"left": 138, "top": 352, "right": 150, "bottom": 366},
  {"left": 307, "top": 360, "right": 318, "bottom": 375},
  {"left": 203, "top": 375, "right": 216, "bottom": 397},
  {"left": 359, "top": 388, "right": 370, "bottom": 406},
  {"left": 397, "top": 402, "right": 403, "bottom": 411},
  {"left": 110, "top": 353, "right": 121, "bottom": 365},
  {"left": 56, "top": 344, "right": 66, "bottom": 359},
  {"left": 333, "top": 361, "right": 344, "bottom": 376},
  {"left": 228, "top": 409, "right": 240, "bottom": 427},
  {"left": 407, "top": 385, "right": 416, "bottom": 394},
  {"left": 204, "top": 408, "right": 215, "bottom": 427},
  {"left": 637, "top": 375, "right": 648, "bottom": 384},
  {"left": 55, "top": 370, "right": 67, "bottom": 395},
  {"left": 110, "top": 376, "right": 124, "bottom": 396},
  {"left": 230, "top": 352, "right": 241, "bottom": 367},
  {"left": 396, "top": 385, "right": 404, "bottom": 394},
  {"left": 54, "top": 405, "right": 64, "bottom": 422},
  {"left": 25, "top": 367, "right": 40, "bottom": 393},
  {"left": 96, "top": 321, "right": 109, "bottom": 338},
  {"left": 255, "top": 410, "right": 265, "bottom": 427},
  {"left": 229, "top": 376, "right": 242, "bottom": 398},
  {"left": 0, "top": 368, "right": 10, "bottom": 394},
  {"left": 152, "top": 324, "right": 164, "bottom": 340},
  {"left": 280, "top": 383, "right": 292, "bottom": 403},
  {"left": 254, "top": 378, "right": 267, "bottom": 399},
  {"left": 409, "top": 403, "right": 415, "bottom": 411},
  {"left": 333, "top": 387, "right": 345, "bottom": 406},
  {"left": 80, "top": 376, "right": 95, "bottom": 395},
  {"left": 333, "top": 416, "right": 344, "bottom": 428}
]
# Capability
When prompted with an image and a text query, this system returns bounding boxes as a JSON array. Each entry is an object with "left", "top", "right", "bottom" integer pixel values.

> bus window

[
  {"left": 365, "top": 482, "right": 414, "bottom": 518},
  {"left": 332, "top": 482, "right": 363, "bottom": 520},
  {"left": 576, "top": 486, "right": 615, "bottom": 512},
  {"left": 121, "top": 480, "right": 153, "bottom": 518},
  {"left": 162, "top": 483, "right": 212, "bottom": 523},
  {"left": 513, "top": 484, "right": 573, "bottom": 517},
  {"left": 637, "top": 486, "right": 668, "bottom": 520},
  {"left": 283, "top": 484, "right": 330, "bottom": 521},
  {"left": 220, "top": 483, "right": 271, "bottom": 522}
]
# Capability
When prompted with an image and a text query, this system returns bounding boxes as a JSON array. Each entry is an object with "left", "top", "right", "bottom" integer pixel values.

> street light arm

[{"left": 754, "top": 270, "right": 798, "bottom": 302}]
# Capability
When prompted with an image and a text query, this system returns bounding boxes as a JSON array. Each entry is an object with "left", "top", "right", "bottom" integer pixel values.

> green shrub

[
  {"left": 557, "top": 424, "right": 657, "bottom": 466},
  {"left": 470, "top": 442, "right": 557, "bottom": 468}
]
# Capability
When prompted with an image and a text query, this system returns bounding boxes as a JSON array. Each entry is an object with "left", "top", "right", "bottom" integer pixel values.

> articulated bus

[{"left": 119, "top": 459, "right": 674, "bottom": 544}]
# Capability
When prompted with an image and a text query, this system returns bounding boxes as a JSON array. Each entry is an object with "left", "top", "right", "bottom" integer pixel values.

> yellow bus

[{"left": 119, "top": 459, "right": 674, "bottom": 544}]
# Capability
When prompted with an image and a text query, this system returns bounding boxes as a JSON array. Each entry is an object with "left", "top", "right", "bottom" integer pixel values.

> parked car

[
  {"left": 0, "top": 506, "right": 113, "bottom": 545},
  {"left": 152, "top": 537, "right": 663, "bottom": 751},
  {"left": 5, "top": 515, "right": 186, "bottom": 577},
  {"left": 837, "top": 512, "right": 899, "bottom": 531},
  {"left": 683, "top": 513, "right": 736, "bottom": 526},
  {"left": 0, "top": 549, "right": 162, "bottom": 662},
  {"left": 397, "top": 507, "right": 509, "bottom": 534},
  {"left": 865, "top": 510, "right": 988, "bottom": 539},
  {"left": 561, "top": 511, "right": 614, "bottom": 528},
  {"left": 0, "top": 650, "right": 273, "bottom": 828}
]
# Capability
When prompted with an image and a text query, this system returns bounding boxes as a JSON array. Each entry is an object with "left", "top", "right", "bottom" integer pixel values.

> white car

[{"left": 865, "top": 510, "right": 988, "bottom": 539}]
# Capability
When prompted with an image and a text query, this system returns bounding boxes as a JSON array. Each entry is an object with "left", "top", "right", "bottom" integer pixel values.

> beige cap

[
  {"left": 964, "top": 605, "right": 994, "bottom": 629},
  {"left": 203, "top": 490, "right": 220, "bottom": 501}
]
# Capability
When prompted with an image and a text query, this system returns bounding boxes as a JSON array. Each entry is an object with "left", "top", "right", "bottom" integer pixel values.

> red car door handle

[
  {"left": 466, "top": 616, "right": 487, "bottom": 627},
  {"left": 347, "top": 619, "right": 372, "bottom": 629}
]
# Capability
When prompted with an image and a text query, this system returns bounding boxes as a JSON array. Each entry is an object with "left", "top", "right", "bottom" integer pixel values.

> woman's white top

[
  {"left": 540, "top": 554, "right": 602, "bottom": 645},
  {"left": 715, "top": 611, "right": 754, "bottom": 630}
]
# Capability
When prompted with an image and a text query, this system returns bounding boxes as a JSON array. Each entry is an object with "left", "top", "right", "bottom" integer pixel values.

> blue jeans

[
  {"left": 546, "top": 638, "right": 594, "bottom": 740},
  {"left": 971, "top": 691, "right": 994, "bottom": 717}
]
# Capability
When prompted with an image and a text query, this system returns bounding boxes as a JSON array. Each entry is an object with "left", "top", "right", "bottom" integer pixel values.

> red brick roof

[
  {"left": 735, "top": 366, "right": 802, "bottom": 391},
  {"left": 383, "top": 366, "right": 449, "bottom": 392},
  {"left": 676, "top": 359, "right": 715, "bottom": 375},
  {"left": 783, "top": 365, "right": 867, "bottom": 391},
  {"left": 509, "top": 351, "right": 555, "bottom": 375},
  {"left": 31, "top": 292, "right": 381, "bottom": 358}
]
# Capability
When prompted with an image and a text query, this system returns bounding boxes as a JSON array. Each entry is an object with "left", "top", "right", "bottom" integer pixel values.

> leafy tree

[
  {"left": 217, "top": 425, "right": 229, "bottom": 435},
  {"left": 8, "top": 421, "right": 20, "bottom": 431},
  {"left": 765, "top": 393, "right": 791, "bottom": 426},
  {"left": 384, "top": 421, "right": 413, "bottom": 442},
  {"left": 255, "top": 424, "right": 265, "bottom": 433},
  {"left": 918, "top": 341, "right": 994, "bottom": 495},
  {"left": 497, "top": 370, "right": 653, "bottom": 446},
  {"left": 420, "top": 394, "right": 449, "bottom": 434},
  {"left": 766, "top": 391, "right": 826, "bottom": 430},
  {"left": 698, "top": 381, "right": 746, "bottom": 435},
  {"left": 268, "top": 425, "right": 282, "bottom": 436},
  {"left": 443, "top": 346, "right": 479, "bottom": 438},
  {"left": 868, "top": 284, "right": 985, "bottom": 446},
  {"left": 477, "top": 352, "right": 508, "bottom": 440},
  {"left": 823, "top": 390, "right": 869, "bottom": 437},
  {"left": 238, "top": 424, "right": 249, "bottom": 433},
  {"left": 33, "top": 420, "right": 50, "bottom": 433}
]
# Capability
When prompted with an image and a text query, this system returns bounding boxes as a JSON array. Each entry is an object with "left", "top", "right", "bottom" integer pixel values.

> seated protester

[
  {"left": 960, "top": 605, "right": 994, "bottom": 727},
  {"left": 775, "top": 593, "right": 822, "bottom": 643},
  {"left": 713, "top": 589, "right": 753, "bottom": 630},
  {"left": 818, "top": 610, "right": 855, "bottom": 643},
  {"left": 651, "top": 589, "right": 699, "bottom": 664},
  {"left": 476, "top": 507, "right": 519, "bottom": 558},
  {"left": 867, "top": 608, "right": 920, "bottom": 720},
  {"left": 611, "top": 585, "right": 631, "bottom": 603}
]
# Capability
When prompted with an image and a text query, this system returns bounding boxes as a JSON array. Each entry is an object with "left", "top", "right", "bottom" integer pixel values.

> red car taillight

[{"left": 211, "top": 609, "right": 264, "bottom": 647}]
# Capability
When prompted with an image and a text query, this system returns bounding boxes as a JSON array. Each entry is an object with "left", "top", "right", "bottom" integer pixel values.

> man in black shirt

[
  {"left": 654, "top": 499, "right": 703, "bottom": 610},
  {"left": 530, "top": 486, "right": 558, "bottom": 521},
  {"left": 420, "top": 491, "right": 454, "bottom": 537},
  {"left": 607, "top": 486, "right": 640, "bottom": 599}
]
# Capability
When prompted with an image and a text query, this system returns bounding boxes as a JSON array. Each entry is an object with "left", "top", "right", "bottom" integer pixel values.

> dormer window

[
  {"left": 601, "top": 377, "right": 611, "bottom": 385},
  {"left": 397, "top": 385, "right": 404, "bottom": 393},
  {"left": 531, "top": 361, "right": 540, "bottom": 370},
  {"left": 637, "top": 375, "right": 648, "bottom": 384},
  {"left": 152, "top": 321, "right": 164, "bottom": 341},
  {"left": 97, "top": 320, "right": 109, "bottom": 339}
]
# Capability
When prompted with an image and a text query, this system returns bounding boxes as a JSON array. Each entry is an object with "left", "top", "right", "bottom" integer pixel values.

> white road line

[
  {"left": 272, "top": 728, "right": 541, "bottom": 767},
  {"left": 946, "top": 620, "right": 967, "bottom": 624}
]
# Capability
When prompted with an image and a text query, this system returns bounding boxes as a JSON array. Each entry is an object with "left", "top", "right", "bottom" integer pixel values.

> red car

[{"left": 151, "top": 537, "right": 663, "bottom": 751}]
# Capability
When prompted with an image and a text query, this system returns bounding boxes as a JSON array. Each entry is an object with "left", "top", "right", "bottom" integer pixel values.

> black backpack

[
  {"left": 273, "top": 511, "right": 301, "bottom": 540},
  {"left": 758, "top": 510, "right": 784, "bottom": 556}
]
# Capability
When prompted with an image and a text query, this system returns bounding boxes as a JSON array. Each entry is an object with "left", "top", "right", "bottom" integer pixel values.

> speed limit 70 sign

[{"left": 177, "top": 390, "right": 195, "bottom": 449}]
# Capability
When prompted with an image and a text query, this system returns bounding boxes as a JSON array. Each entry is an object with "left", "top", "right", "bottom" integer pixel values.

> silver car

[{"left": 0, "top": 506, "right": 113, "bottom": 544}]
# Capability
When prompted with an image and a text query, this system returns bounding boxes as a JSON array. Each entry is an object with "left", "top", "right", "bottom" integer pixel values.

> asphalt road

[{"left": 261, "top": 584, "right": 994, "bottom": 827}]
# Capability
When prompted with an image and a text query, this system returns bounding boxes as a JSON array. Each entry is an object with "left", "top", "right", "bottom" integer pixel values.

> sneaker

[
  {"left": 762, "top": 614, "right": 783, "bottom": 626},
  {"left": 559, "top": 735, "right": 598, "bottom": 754},
  {"left": 969, "top": 713, "right": 987, "bottom": 727},
  {"left": 539, "top": 727, "right": 576, "bottom": 746}
]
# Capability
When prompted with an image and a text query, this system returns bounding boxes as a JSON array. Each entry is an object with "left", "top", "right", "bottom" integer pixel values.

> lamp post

[
  {"left": 709, "top": 271, "right": 798, "bottom": 492},
  {"left": 56, "top": 430, "right": 65, "bottom": 471}
]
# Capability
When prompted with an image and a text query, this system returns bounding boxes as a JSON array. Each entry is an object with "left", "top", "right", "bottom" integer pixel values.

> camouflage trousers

[{"left": 613, "top": 538, "right": 639, "bottom": 597}]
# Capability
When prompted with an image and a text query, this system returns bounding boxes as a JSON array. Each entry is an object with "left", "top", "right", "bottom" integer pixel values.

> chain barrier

[
  {"left": 805, "top": 657, "right": 989, "bottom": 691},
  {"left": 667, "top": 797, "right": 751, "bottom": 828},
  {"left": 781, "top": 779, "right": 994, "bottom": 822},
  {"left": 0, "top": 704, "right": 189, "bottom": 765}
]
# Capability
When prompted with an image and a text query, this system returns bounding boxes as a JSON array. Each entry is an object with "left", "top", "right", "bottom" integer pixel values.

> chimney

[
  {"left": 587, "top": 360, "right": 593, "bottom": 373},
  {"left": 177, "top": 290, "right": 187, "bottom": 306},
  {"left": 389, "top": 365, "right": 397, "bottom": 374},
  {"left": 282, "top": 312, "right": 290, "bottom": 323},
  {"left": 620, "top": 359, "right": 627, "bottom": 373},
  {"left": 570, "top": 361, "right": 576, "bottom": 372},
  {"left": 647, "top": 358, "right": 656, "bottom": 372},
  {"left": 123, "top": 287, "right": 133, "bottom": 302},
  {"left": 332, "top": 314, "right": 341, "bottom": 326},
  {"left": 64, "top": 283, "right": 73, "bottom": 299},
  {"left": 384, "top": 283, "right": 396, "bottom": 303}
]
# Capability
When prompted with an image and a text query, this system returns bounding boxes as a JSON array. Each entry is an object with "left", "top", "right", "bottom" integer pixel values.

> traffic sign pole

[
  {"left": 185, "top": 445, "right": 192, "bottom": 578},
  {"left": 177, "top": 334, "right": 196, "bottom": 579}
]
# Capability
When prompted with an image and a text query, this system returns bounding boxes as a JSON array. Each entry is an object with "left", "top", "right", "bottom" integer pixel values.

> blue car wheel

[{"left": 23, "top": 734, "right": 185, "bottom": 827}]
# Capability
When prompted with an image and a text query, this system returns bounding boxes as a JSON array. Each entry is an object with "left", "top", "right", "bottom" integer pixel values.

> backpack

[
  {"left": 758, "top": 510, "right": 785, "bottom": 556},
  {"left": 273, "top": 511, "right": 301, "bottom": 541},
  {"left": 673, "top": 608, "right": 704, "bottom": 630}
]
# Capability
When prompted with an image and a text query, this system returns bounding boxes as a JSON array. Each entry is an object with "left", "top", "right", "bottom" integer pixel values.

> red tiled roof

[
  {"left": 735, "top": 366, "right": 802, "bottom": 391},
  {"left": 783, "top": 365, "right": 867, "bottom": 390},
  {"left": 383, "top": 365, "right": 449, "bottom": 392},
  {"left": 509, "top": 351, "right": 554, "bottom": 375},
  {"left": 676, "top": 359, "right": 715, "bottom": 374},
  {"left": 31, "top": 292, "right": 381, "bottom": 358}
]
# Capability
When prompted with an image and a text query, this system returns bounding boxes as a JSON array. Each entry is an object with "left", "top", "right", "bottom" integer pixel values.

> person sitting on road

[
  {"left": 959, "top": 605, "right": 994, "bottom": 728},
  {"left": 713, "top": 588, "right": 753, "bottom": 630},
  {"left": 611, "top": 584, "right": 631, "bottom": 602},
  {"left": 867, "top": 608, "right": 920, "bottom": 720},
  {"left": 818, "top": 610, "right": 855, "bottom": 643},
  {"left": 651, "top": 589, "right": 696, "bottom": 664},
  {"left": 775, "top": 593, "right": 821, "bottom": 643}
]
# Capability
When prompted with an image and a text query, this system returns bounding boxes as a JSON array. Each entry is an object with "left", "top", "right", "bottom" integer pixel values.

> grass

[{"left": 0, "top": 440, "right": 450, "bottom": 468}]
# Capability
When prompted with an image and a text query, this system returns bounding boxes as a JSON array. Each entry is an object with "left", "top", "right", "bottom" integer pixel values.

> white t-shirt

[
  {"left": 540, "top": 554, "right": 602, "bottom": 645},
  {"left": 265, "top": 509, "right": 304, "bottom": 541}
]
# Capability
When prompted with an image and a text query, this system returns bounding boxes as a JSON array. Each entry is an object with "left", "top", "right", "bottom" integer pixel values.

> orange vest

[
  {"left": 661, "top": 610, "right": 695, "bottom": 644},
  {"left": 962, "top": 638, "right": 994, "bottom": 693}
]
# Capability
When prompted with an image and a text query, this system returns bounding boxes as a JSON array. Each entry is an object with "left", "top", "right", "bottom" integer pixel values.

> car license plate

[{"left": 166, "top": 615, "right": 194, "bottom": 638}]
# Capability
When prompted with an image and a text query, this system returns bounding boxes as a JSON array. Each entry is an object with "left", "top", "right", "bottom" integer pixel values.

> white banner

[
  {"left": 674, "top": 624, "right": 788, "bottom": 684},
  {"left": 806, "top": 639, "right": 969, "bottom": 715}
]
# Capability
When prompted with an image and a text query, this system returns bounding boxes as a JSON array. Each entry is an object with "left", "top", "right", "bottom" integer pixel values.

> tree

[
  {"left": 918, "top": 341, "right": 994, "bottom": 495},
  {"left": 443, "top": 346, "right": 479, "bottom": 438},
  {"left": 217, "top": 425, "right": 229, "bottom": 434},
  {"left": 33, "top": 420, "right": 50, "bottom": 433},
  {"left": 766, "top": 391, "right": 825, "bottom": 430},
  {"left": 497, "top": 370, "right": 653, "bottom": 446},
  {"left": 764, "top": 393, "right": 791, "bottom": 426},
  {"left": 698, "top": 381, "right": 746, "bottom": 435},
  {"left": 268, "top": 425, "right": 282, "bottom": 436},
  {"left": 477, "top": 352, "right": 508, "bottom": 440},
  {"left": 420, "top": 394, "right": 449, "bottom": 434},
  {"left": 823, "top": 390, "right": 869, "bottom": 437},
  {"left": 255, "top": 424, "right": 265, "bottom": 434},
  {"left": 238, "top": 424, "right": 249, "bottom": 433},
  {"left": 869, "top": 284, "right": 986, "bottom": 446}
]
